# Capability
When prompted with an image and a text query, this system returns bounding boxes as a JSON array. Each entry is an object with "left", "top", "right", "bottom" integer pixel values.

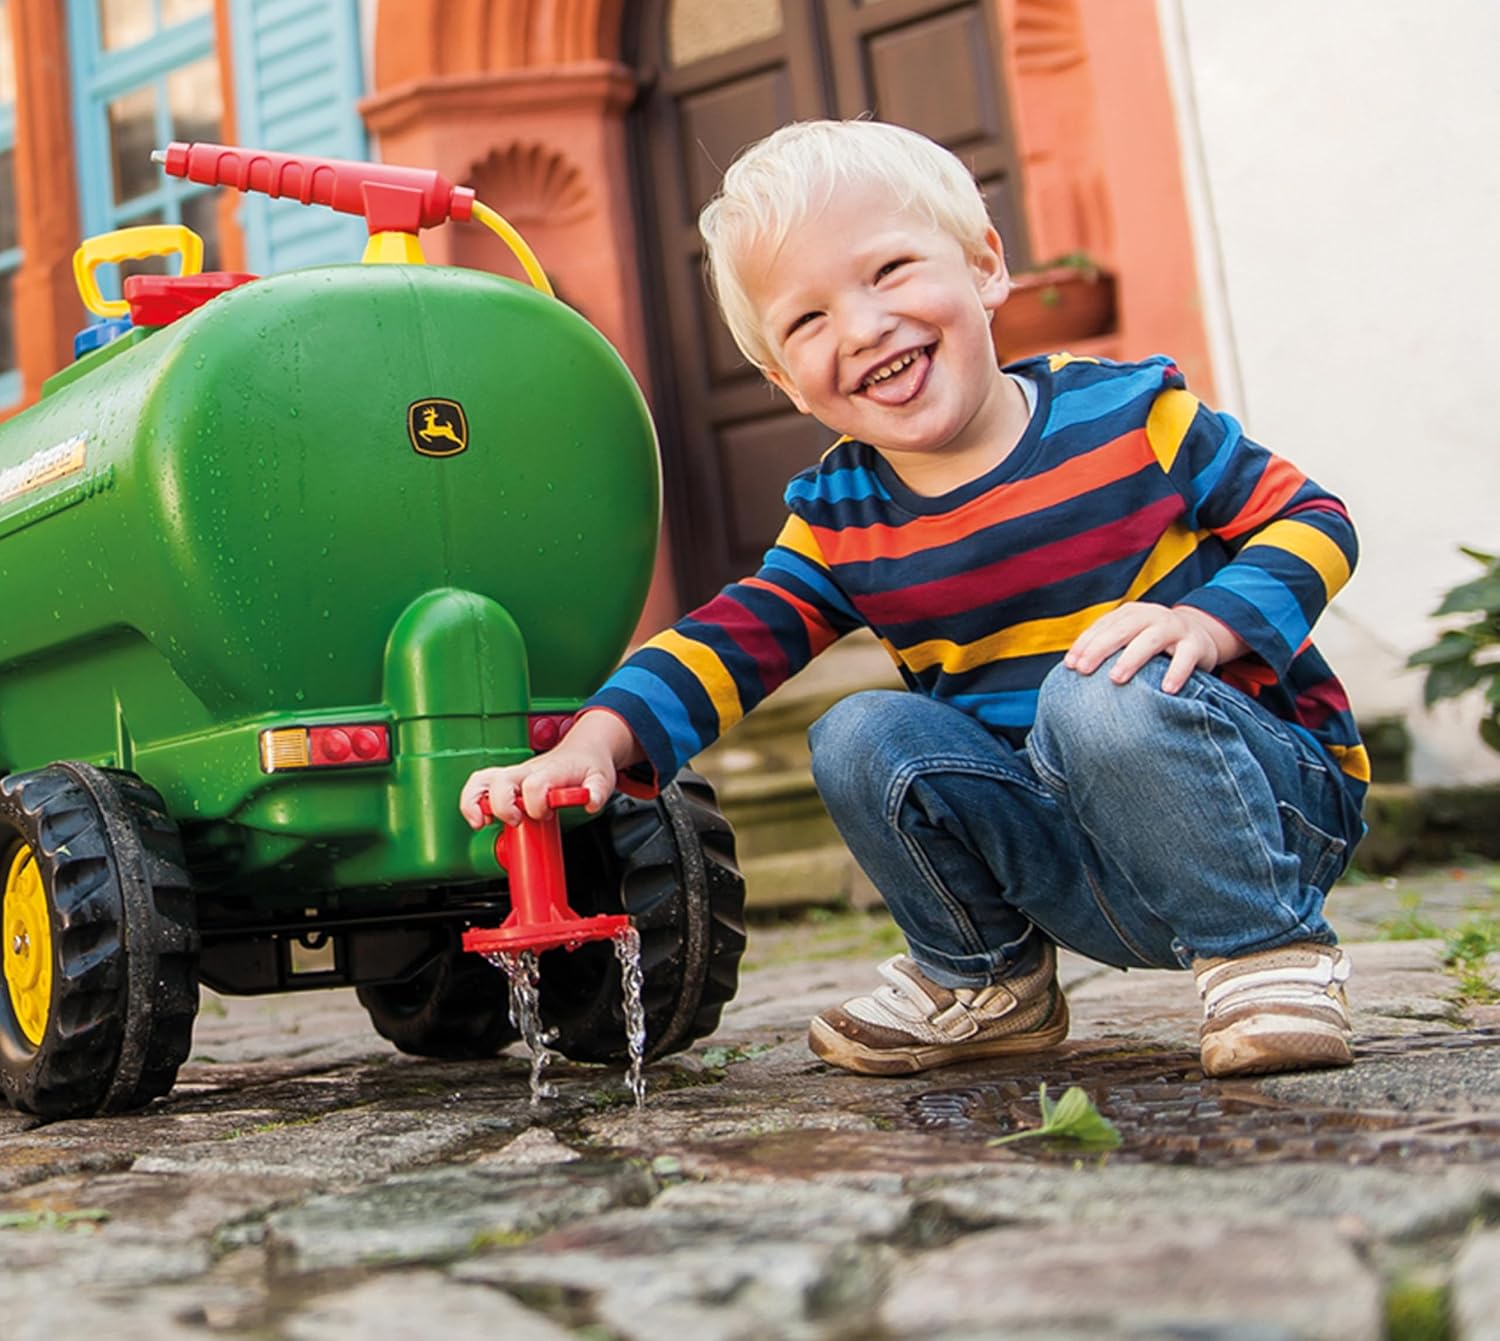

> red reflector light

[
  {"left": 308, "top": 723, "right": 390, "bottom": 767},
  {"left": 527, "top": 713, "right": 575, "bottom": 752}
]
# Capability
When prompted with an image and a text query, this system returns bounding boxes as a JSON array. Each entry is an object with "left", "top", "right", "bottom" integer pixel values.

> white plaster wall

[{"left": 1158, "top": 0, "right": 1500, "bottom": 784}]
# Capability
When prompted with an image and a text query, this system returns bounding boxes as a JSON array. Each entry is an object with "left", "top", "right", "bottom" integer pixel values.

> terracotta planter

[{"left": 992, "top": 265, "right": 1118, "bottom": 359}]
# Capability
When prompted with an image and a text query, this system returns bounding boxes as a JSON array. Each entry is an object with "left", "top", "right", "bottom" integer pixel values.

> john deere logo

[{"left": 408, "top": 398, "right": 469, "bottom": 457}]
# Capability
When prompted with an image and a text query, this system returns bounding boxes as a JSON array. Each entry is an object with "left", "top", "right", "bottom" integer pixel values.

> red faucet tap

[
  {"left": 462, "top": 788, "right": 630, "bottom": 957},
  {"left": 154, "top": 142, "right": 475, "bottom": 236}
]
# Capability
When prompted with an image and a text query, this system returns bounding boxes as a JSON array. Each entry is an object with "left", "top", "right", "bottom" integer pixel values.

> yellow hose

[{"left": 472, "top": 201, "right": 555, "bottom": 298}]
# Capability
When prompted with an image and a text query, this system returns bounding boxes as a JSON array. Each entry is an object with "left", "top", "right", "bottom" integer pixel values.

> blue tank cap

[{"left": 73, "top": 317, "right": 134, "bottom": 359}]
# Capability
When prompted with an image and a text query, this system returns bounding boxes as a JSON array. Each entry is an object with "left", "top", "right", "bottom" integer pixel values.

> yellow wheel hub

[{"left": 3, "top": 844, "right": 52, "bottom": 1047}]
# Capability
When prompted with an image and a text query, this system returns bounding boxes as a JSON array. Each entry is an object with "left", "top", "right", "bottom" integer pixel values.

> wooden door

[{"left": 634, "top": 0, "right": 1029, "bottom": 608}]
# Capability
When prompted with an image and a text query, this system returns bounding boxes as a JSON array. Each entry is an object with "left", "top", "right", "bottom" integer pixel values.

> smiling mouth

[{"left": 859, "top": 346, "right": 933, "bottom": 392}]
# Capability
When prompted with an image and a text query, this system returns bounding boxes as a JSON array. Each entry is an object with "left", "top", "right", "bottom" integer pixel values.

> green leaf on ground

[{"left": 987, "top": 1082, "right": 1122, "bottom": 1149}]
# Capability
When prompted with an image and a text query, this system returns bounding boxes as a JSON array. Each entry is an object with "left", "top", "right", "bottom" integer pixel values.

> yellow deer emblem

[{"left": 407, "top": 398, "right": 469, "bottom": 456}]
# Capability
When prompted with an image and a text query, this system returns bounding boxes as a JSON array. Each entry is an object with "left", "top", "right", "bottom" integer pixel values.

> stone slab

[
  {"left": 283, "top": 1270, "right": 576, "bottom": 1341},
  {"left": 265, "top": 1160, "right": 657, "bottom": 1271},
  {"left": 1451, "top": 1228, "right": 1500, "bottom": 1341},
  {"left": 914, "top": 1161, "right": 1498, "bottom": 1241},
  {"left": 878, "top": 1220, "right": 1383, "bottom": 1339}
]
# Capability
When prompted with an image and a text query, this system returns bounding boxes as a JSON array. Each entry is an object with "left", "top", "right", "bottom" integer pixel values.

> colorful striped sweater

[{"left": 587, "top": 354, "right": 1368, "bottom": 823}]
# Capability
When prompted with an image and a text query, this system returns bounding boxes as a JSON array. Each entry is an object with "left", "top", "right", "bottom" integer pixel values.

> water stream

[
  {"left": 485, "top": 924, "right": 648, "bottom": 1108},
  {"left": 612, "top": 925, "right": 648, "bottom": 1109},
  {"left": 487, "top": 949, "right": 558, "bottom": 1104}
]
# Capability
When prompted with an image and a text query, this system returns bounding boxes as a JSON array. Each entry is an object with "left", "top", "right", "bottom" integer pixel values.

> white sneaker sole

[
  {"left": 807, "top": 997, "right": 1070, "bottom": 1076},
  {"left": 1200, "top": 1016, "right": 1353, "bottom": 1078}
]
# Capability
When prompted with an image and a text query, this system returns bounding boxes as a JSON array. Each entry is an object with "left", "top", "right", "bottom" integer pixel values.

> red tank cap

[{"left": 125, "top": 271, "right": 259, "bottom": 327}]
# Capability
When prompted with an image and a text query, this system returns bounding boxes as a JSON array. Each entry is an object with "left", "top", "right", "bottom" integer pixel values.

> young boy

[{"left": 460, "top": 120, "right": 1366, "bottom": 1080}]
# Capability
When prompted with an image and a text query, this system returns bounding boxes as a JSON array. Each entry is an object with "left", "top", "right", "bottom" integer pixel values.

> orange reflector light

[
  {"left": 260, "top": 728, "right": 311, "bottom": 772},
  {"left": 259, "top": 723, "right": 391, "bottom": 773}
]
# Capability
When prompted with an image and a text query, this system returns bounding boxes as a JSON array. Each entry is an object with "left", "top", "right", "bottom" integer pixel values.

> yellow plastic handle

[{"left": 71, "top": 224, "right": 205, "bottom": 317}]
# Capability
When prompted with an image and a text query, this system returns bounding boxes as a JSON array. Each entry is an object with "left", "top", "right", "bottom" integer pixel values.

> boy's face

[{"left": 745, "top": 182, "right": 1012, "bottom": 475}]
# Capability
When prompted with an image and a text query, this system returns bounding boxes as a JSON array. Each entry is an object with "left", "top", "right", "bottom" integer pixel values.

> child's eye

[
  {"left": 876, "top": 258, "right": 911, "bottom": 280},
  {"left": 786, "top": 311, "right": 820, "bottom": 337}
]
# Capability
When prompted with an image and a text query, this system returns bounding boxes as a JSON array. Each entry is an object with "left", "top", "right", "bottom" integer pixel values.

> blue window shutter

[{"left": 228, "top": 0, "right": 368, "bottom": 274}]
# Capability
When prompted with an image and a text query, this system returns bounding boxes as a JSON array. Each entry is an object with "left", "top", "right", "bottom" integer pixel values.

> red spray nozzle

[
  {"left": 153, "top": 141, "right": 476, "bottom": 236},
  {"left": 462, "top": 786, "right": 630, "bottom": 957}
]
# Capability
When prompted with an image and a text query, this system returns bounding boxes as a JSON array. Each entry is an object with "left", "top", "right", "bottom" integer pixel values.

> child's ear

[
  {"left": 763, "top": 365, "right": 811, "bottom": 415},
  {"left": 972, "top": 226, "right": 1011, "bottom": 313}
]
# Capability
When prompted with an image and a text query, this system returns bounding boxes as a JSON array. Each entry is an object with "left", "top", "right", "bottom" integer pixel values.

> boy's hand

[
  {"left": 1064, "top": 602, "right": 1248, "bottom": 694},
  {"left": 458, "top": 710, "right": 640, "bottom": 827}
]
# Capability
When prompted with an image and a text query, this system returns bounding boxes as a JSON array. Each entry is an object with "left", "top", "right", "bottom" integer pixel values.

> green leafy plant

[
  {"left": 1444, "top": 915, "right": 1500, "bottom": 1005},
  {"left": 1408, "top": 546, "right": 1500, "bottom": 751},
  {"left": 1030, "top": 250, "right": 1101, "bottom": 277},
  {"left": 987, "top": 1082, "right": 1122, "bottom": 1149},
  {"left": 1026, "top": 253, "right": 1102, "bottom": 309},
  {"left": 1384, "top": 1278, "right": 1449, "bottom": 1341},
  {"left": 698, "top": 1042, "right": 774, "bottom": 1070},
  {"left": 0, "top": 1208, "right": 110, "bottom": 1232},
  {"left": 1376, "top": 892, "right": 1442, "bottom": 942}
]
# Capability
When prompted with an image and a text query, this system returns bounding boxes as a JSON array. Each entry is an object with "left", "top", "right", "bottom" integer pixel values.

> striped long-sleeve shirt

[{"left": 587, "top": 354, "right": 1368, "bottom": 820}]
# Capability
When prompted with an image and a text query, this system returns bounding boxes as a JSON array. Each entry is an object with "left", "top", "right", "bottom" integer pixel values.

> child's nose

[{"left": 837, "top": 294, "right": 896, "bottom": 354}]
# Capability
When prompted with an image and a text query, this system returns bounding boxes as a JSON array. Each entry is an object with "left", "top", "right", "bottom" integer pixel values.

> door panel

[
  {"left": 678, "top": 72, "right": 795, "bottom": 214},
  {"left": 718, "top": 413, "right": 833, "bottom": 558}
]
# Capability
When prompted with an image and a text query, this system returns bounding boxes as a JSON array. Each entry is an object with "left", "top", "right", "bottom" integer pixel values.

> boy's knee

[
  {"left": 1035, "top": 654, "right": 1172, "bottom": 758},
  {"left": 809, "top": 690, "right": 931, "bottom": 797},
  {"left": 810, "top": 689, "right": 906, "bottom": 763}
]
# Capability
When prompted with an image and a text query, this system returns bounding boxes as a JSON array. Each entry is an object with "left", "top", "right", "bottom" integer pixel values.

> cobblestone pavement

[{"left": 5, "top": 867, "right": 1499, "bottom": 1340}]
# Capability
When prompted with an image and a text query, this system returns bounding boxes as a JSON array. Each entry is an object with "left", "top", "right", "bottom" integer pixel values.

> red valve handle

[
  {"left": 156, "top": 141, "right": 475, "bottom": 236},
  {"left": 464, "top": 784, "right": 628, "bottom": 955},
  {"left": 476, "top": 785, "right": 591, "bottom": 825}
]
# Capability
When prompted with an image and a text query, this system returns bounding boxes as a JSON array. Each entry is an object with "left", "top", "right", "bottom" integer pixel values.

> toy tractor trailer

[{"left": 0, "top": 146, "right": 745, "bottom": 1119}]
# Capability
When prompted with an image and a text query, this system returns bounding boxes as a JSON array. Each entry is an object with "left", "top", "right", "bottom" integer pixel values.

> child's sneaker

[
  {"left": 808, "top": 942, "right": 1069, "bottom": 1075},
  {"left": 1193, "top": 942, "right": 1353, "bottom": 1077}
]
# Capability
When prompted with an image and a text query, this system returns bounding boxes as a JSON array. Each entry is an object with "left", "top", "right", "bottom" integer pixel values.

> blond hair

[{"left": 698, "top": 119, "right": 994, "bottom": 371}]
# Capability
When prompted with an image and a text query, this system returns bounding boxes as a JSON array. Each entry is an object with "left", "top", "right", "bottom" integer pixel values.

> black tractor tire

[
  {"left": 541, "top": 768, "right": 746, "bottom": 1064},
  {"left": 357, "top": 929, "right": 520, "bottom": 1059},
  {"left": 0, "top": 763, "right": 199, "bottom": 1119}
]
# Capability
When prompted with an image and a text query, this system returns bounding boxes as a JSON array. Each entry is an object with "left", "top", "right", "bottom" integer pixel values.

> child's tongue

[{"left": 862, "top": 350, "right": 928, "bottom": 406}]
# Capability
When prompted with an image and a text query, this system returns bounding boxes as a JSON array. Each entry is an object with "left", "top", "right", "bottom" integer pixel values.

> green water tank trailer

[{"left": 0, "top": 145, "right": 745, "bottom": 1118}]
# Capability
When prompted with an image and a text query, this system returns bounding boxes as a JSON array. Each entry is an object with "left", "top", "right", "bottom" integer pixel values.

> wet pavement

[{"left": 5, "top": 866, "right": 1500, "bottom": 1340}]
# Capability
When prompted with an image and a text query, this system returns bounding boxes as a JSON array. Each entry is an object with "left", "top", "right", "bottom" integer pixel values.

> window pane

[
  {"left": 0, "top": 0, "right": 15, "bottom": 105},
  {"left": 0, "top": 269, "right": 15, "bottom": 377},
  {"left": 668, "top": 0, "right": 781, "bottom": 67},
  {"left": 162, "top": 0, "right": 212, "bottom": 25},
  {"left": 179, "top": 189, "right": 221, "bottom": 272},
  {"left": 99, "top": 0, "right": 153, "bottom": 52},
  {"left": 0, "top": 148, "right": 16, "bottom": 253},
  {"left": 167, "top": 57, "right": 220, "bottom": 145},
  {"left": 108, "top": 84, "right": 158, "bottom": 205}
]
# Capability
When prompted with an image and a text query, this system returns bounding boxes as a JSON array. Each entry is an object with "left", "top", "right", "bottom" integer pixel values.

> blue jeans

[{"left": 808, "top": 655, "right": 1358, "bottom": 988}]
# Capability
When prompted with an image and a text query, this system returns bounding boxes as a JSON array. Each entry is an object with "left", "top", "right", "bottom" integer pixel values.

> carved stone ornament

[{"left": 470, "top": 142, "right": 594, "bottom": 227}]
